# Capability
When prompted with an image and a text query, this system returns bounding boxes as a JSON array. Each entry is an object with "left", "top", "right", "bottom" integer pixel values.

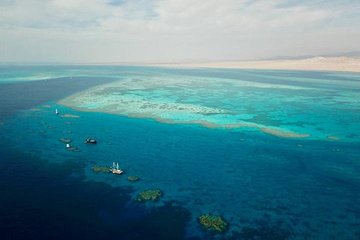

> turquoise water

[
  {"left": 1, "top": 66, "right": 360, "bottom": 239},
  {"left": 59, "top": 68, "right": 360, "bottom": 142}
]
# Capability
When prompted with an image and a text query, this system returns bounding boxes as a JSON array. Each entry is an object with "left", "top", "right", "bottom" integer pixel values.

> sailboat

[
  {"left": 110, "top": 162, "right": 123, "bottom": 175},
  {"left": 55, "top": 109, "right": 59, "bottom": 115}
]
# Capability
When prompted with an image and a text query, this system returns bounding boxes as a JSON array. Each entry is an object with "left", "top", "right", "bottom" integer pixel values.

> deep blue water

[
  {"left": 0, "top": 76, "right": 116, "bottom": 119},
  {"left": 0, "top": 66, "right": 360, "bottom": 240}
]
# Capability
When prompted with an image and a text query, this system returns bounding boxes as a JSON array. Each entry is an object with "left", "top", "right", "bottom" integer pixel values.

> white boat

[
  {"left": 110, "top": 162, "right": 123, "bottom": 175},
  {"left": 66, "top": 143, "right": 70, "bottom": 148},
  {"left": 55, "top": 109, "right": 59, "bottom": 115}
]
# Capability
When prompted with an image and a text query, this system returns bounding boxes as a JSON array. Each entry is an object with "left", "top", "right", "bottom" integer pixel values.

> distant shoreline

[
  {"left": 150, "top": 57, "right": 360, "bottom": 73},
  {"left": 2, "top": 56, "right": 360, "bottom": 73}
]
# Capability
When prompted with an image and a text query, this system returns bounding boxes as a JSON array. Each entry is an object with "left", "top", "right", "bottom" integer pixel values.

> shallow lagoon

[
  {"left": 60, "top": 69, "right": 360, "bottom": 142},
  {"left": 1, "top": 66, "right": 360, "bottom": 239}
]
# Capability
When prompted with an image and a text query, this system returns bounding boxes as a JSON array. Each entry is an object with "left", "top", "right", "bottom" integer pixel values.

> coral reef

[
  {"left": 61, "top": 114, "right": 80, "bottom": 118},
  {"left": 59, "top": 138, "right": 72, "bottom": 143},
  {"left": 91, "top": 165, "right": 110, "bottom": 173},
  {"left": 127, "top": 176, "right": 140, "bottom": 182},
  {"left": 327, "top": 135, "right": 340, "bottom": 141},
  {"left": 136, "top": 189, "right": 162, "bottom": 202},
  {"left": 198, "top": 214, "right": 228, "bottom": 233},
  {"left": 67, "top": 146, "right": 79, "bottom": 152}
]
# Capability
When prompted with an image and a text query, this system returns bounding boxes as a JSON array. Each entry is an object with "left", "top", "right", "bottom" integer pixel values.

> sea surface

[{"left": 0, "top": 65, "right": 360, "bottom": 240}]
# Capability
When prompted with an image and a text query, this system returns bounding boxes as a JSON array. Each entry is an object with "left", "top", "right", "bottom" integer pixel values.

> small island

[
  {"left": 136, "top": 189, "right": 162, "bottom": 202},
  {"left": 198, "top": 214, "right": 228, "bottom": 233}
]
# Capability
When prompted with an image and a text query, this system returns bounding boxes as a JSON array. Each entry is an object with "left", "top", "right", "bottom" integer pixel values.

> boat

[
  {"left": 66, "top": 143, "right": 70, "bottom": 148},
  {"left": 55, "top": 109, "right": 59, "bottom": 115},
  {"left": 110, "top": 162, "right": 123, "bottom": 175},
  {"left": 84, "top": 138, "right": 97, "bottom": 144}
]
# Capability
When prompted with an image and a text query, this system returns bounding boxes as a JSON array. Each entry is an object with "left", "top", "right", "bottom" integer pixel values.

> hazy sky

[{"left": 1, "top": 0, "right": 360, "bottom": 63}]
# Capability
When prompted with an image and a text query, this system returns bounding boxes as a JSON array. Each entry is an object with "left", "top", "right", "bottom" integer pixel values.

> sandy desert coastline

[{"left": 152, "top": 56, "right": 360, "bottom": 73}]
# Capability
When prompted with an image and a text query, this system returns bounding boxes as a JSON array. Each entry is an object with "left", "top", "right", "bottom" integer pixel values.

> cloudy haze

[{"left": 0, "top": 0, "right": 360, "bottom": 63}]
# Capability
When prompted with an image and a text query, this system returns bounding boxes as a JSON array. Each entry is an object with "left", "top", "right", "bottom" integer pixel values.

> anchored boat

[
  {"left": 110, "top": 162, "right": 123, "bottom": 175},
  {"left": 85, "top": 138, "right": 97, "bottom": 144}
]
